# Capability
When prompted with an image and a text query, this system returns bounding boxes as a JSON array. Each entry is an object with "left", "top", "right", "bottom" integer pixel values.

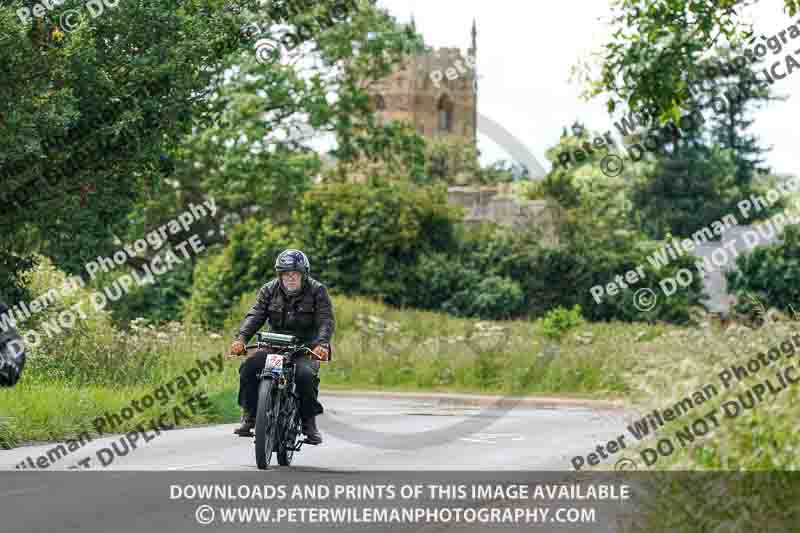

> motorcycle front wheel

[
  {"left": 255, "top": 378, "right": 280, "bottom": 470},
  {"left": 277, "top": 393, "right": 301, "bottom": 466}
]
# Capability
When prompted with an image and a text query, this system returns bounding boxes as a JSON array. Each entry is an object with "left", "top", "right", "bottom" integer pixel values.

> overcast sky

[{"left": 375, "top": 0, "right": 799, "bottom": 177}]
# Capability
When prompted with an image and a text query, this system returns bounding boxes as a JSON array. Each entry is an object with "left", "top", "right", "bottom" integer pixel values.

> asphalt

[
  {"left": 1, "top": 392, "right": 630, "bottom": 471},
  {"left": 0, "top": 393, "right": 635, "bottom": 533}
]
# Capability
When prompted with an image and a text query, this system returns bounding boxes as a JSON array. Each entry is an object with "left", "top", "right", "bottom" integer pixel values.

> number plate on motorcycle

[{"left": 266, "top": 354, "right": 283, "bottom": 371}]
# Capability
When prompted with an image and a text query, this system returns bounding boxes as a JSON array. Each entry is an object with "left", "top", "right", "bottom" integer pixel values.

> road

[
  {"left": 1, "top": 392, "right": 629, "bottom": 471},
  {"left": 0, "top": 393, "right": 635, "bottom": 533}
]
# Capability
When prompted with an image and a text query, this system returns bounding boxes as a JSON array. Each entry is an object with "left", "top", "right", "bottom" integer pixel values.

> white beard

[{"left": 282, "top": 280, "right": 302, "bottom": 296}]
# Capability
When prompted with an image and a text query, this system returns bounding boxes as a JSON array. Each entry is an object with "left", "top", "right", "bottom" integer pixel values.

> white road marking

[
  {"left": 459, "top": 433, "right": 525, "bottom": 444},
  {"left": 164, "top": 462, "right": 221, "bottom": 471},
  {"left": 0, "top": 485, "right": 50, "bottom": 498}
]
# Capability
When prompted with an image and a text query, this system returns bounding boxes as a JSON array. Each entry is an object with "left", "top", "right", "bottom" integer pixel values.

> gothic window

[{"left": 437, "top": 95, "right": 453, "bottom": 133}]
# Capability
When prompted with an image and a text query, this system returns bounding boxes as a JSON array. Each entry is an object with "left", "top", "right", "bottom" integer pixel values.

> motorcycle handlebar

[{"left": 243, "top": 343, "right": 316, "bottom": 357}]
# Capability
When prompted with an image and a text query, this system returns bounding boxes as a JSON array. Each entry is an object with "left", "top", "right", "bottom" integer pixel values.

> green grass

[
  {"left": 5, "top": 257, "right": 800, "bottom": 532},
  {"left": 2, "top": 263, "right": 637, "bottom": 448},
  {"left": 7, "top": 259, "right": 800, "bottom": 481}
]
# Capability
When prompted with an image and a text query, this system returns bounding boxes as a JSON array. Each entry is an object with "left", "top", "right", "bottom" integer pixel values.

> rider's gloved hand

[
  {"left": 229, "top": 339, "right": 247, "bottom": 358},
  {"left": 311, "top": 344, "right": 329, "bottom": 361}
]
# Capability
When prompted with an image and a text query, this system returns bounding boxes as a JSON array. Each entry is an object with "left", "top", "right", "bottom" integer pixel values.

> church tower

[{"left": 366, "top": 22, "right": 478, "bottom": 146}]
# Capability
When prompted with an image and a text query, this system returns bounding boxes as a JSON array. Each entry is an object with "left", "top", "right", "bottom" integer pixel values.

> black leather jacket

[
  {"left": 0, "top": 301, "right": 26, "bottom": 387},
  {"left": 235, "top": 277, "right": 335, "bottom": 350}
]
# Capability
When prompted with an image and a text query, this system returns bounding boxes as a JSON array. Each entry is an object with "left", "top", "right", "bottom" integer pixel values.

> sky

[{"left": 375, "top": 0, "right": 800, "bottom": 177}]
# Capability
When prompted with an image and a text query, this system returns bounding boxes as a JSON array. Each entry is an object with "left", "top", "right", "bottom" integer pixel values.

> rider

[
  {"left": 229, "top": 249, "right": 334, "bottom": 444},
  {"left": 0, "top": 301, "right": 26, "bottom": 387}
]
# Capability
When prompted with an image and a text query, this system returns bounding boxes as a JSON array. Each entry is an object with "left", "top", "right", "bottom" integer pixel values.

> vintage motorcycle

[{"left": 245, "top": 331, "right": 315, "bottom": 469}]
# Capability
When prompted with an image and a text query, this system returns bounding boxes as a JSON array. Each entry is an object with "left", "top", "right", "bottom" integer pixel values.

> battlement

[{"left": 351, "top": 23, "right": 479, "bottom": 181}]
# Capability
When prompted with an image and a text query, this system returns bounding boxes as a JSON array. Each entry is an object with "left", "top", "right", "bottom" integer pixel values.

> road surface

[
  {"left": 0, "top": 393, "right": 635, "bottom": 533},
  {"left": 1, "top": 392, "right": 629, "bottom": 471}
]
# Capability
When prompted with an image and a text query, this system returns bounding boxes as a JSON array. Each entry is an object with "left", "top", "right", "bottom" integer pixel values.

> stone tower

[{"left": 366, "top": 20, "right": 478, "bottom": 145}]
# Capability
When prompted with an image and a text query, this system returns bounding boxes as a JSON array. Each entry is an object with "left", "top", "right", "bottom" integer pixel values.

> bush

[
  {"left": 442, "top": 275, "right": 525, "bottom": 320},
  {"left": 525, "top": 240, "right": 703, "bottom": 324},
  {"left": 541, "top": 305, "right": 585, "bottom": 340},
  {"left": 185, "top": 219, "right": 296, "bottom": 329},
  {"left": 631, "top": 148, "right": 741, "bottom": 240},
  {"left": 411, "top": 252, "right": 480, "bottom": 311},
  {"left": 412, "top": 223, "right": 703, "bottom": 324},
  {"left": 726, "top": 223, "right": 800, "bottom": 312},
  {"left": 106, "top": 261, "right": 195, "bottom": 326},
  {"left": 524, "top": 167, "right": 581, "bottom": 208},
  {"left": 3, "top": 257, "right": 225, "bottom": 387},
  {"left": 295, "top": 182, "right": 462, "bottom": 305}
]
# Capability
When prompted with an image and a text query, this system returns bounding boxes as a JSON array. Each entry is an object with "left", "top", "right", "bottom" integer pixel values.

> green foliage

[
  {"left": 522, "top": 233, "right": 703, "bottom": 324},
  {"left": 0, "top": 245, "right": 37, "bottom": 304},
  {"left": 442, "top": 275, "right": 525, "bottom": 320},
  {"left": 540, "top": 122, "right": 643, "bottom": 232},
  {"left": 0, "top": 0, "right": 425, "bottom": 303},
  {"left": 133, "top": 0, "right": 426, "bottom": 245},
  {"left": 185, "top": 219, "right": 296, "bottom": 329},
  {"left": 525, "top": 168, "right": 581, "bottom": 208},
  {"left": 295, "top": 182, "right": 462, "bottom": 304},
  {"left": 406, "top": 229, "right": 532, "bottom": 320},
  {"left": 3, "top": 256, "right": 220, "bottom": 387},
  {"left": 699, "top": 49, "right": 781, "bottom": 189},
  {"left": 423, "top": 136, "right": 481, "bottom": 185},
  {"left": 631, "top": 147, "right": 740, "bottom": 239},
  {"left": 0, "top": 0, "right": 271, "bottom": 290},
  {"left": 726, "top": 224, "right": 800, "bottom": 312},
  {"left": 106, "top": 261, "right": 195, "bottom": 327},
  {"left": 478, "top": 160, "right": 528, "bottom": 184},
  {"left": 589, "top": 0, "right": 793, "bottom": 119},
  {"left": 541, "top": 305, "right": 585, "bottom": 340},
  {"left": 611, "top": 317, "right": 800, "bottom": 531},
  {"left": 412, "top": 222, "right": 702, "bottom": 324},
  {"left": 411, "top": 252, "right": 480, "bottom": 311},
  {"left": 588, "top": 0, "right": 798, "bottom": 132}
]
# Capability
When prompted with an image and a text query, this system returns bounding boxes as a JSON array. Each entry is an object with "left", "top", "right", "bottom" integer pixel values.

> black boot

[
  {"left": 301, "top": 416, "right": 322, "bottom": 445},
  {"left": 234, "top": 410, "right": 256, "bottom": 437}
]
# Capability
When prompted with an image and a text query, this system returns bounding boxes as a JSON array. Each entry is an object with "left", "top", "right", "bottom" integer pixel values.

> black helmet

[{"left": 275, "top": 249, "right": 310, "bottom": 294}]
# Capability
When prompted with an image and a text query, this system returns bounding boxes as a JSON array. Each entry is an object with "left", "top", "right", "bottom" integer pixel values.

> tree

[
  {"left": 423, "top": 136, "right": 481, "bottom": 185},
  {"left": 535, "top": 121, "right": 643, "bottom": 243},
  {"left": 630, "top": 146, "right": 739, "bottom": 239},
  {"left": 700, "top": 49, "right": 785, "bottom": 188},
  {"left": 141, "top": 0, "right": 426, "bottom": 235},
  {"left": 588, "top": 0, "right": 799, "bottom": 123},
  {"left": 1, "top": 0, "right": 267, "bottom": 295},
  {"left": 0, "top": 0, "right": 425, "bottom": 302}
]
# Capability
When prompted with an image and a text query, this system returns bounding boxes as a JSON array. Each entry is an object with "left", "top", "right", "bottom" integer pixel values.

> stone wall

[{"left": 447, "top": 184, "right": 560, "bottom": 244}]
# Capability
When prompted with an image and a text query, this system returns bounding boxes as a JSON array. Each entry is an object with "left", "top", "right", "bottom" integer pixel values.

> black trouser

[{"left": 239, "top": 349, "right": 323, "bottom": 420}]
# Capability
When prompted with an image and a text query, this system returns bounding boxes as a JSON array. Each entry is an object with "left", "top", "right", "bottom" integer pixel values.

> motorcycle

[
  {"left": 245, "top": 331, "right": 315, "bottom": 469},
  {"left": 0, "top": 302, "right": 25, "bottom": 388}
]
